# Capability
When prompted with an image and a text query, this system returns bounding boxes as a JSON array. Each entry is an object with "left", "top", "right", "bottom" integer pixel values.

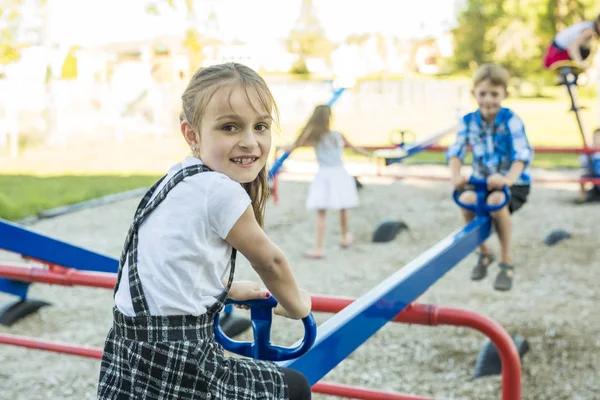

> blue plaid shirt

[
  {"left": 446, "top": 107, "right": 534, "bottom": 185},
  {"left": 579, "top": 152, "right": 600, "bottom": 176}
]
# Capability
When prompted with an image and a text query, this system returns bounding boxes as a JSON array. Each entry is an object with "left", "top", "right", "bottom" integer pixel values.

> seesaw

[
  {"left": 0, "top": 179, "right": 526, "bottom": 399},
  {"left": 547, "top": 60, "right": 600, "bottom": 208},
  {"left": 0, "top": 219, "right": 251, "bottom": 337}
]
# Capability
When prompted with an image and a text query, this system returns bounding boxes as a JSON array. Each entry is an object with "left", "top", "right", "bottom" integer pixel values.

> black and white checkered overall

[{"left": 97, "top": 165, "right": 288, "bottom": 399}]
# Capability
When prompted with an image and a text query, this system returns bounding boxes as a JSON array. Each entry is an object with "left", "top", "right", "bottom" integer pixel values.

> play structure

[
  {"left": 0, "top": 179, "right": 525, "bottom": 399},
  {"left": 549, "top": 60, "right": 600, "bottom": 204}
]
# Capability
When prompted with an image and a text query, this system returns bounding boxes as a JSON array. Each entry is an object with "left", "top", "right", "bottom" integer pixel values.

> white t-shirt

[
  {"left": 114, "top": 156, "right": 251, "bottom": 316},
  {"left": 555, "top": 21, "right": 594, "bottom": 49},
  {"left": 315, "top": 131, "right": 344, "bottom": 168}
]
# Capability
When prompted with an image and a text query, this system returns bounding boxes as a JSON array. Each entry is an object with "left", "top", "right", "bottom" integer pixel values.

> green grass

[{"left": 1, "top": 174, "right": 161, "bottom": 221}]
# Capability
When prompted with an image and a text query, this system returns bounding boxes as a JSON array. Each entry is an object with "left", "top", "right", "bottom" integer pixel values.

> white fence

[{"left": 0, "top": 78, "right": 471, "bottom": 157}]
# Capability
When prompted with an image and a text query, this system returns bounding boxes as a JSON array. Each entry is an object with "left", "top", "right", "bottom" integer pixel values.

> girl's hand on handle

[
  {"left": 274, "top": 288, "right": 312, "bottom": 320},
  {"left": 227, "top": 280, "right": 271, "bottom": 310}
]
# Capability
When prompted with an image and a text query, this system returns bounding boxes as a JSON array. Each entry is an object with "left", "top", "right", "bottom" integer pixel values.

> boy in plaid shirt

[{"left": 446, "top": 63, "right": 534, "bottom": 291}]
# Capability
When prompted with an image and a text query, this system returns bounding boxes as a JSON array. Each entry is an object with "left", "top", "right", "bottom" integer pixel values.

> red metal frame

[
  {"left": 276, "top": 144, "right": 600, "bottom": 154},
  {"left": 0, "top": 262, "right": 115, "bottom": 289},
  {"left": 0, "top": 266, "right": 521, "bottom": 400},
  {"left": 311, "top": 296, "right": 521, "bottom": 400},
  {"left": 270, "top": 144, "right": 600, "bottom": 206},
  {"left": 424, "top": 145, "right": 600, "bottom": 154},
  {"left": 273, "top": 168, "right": 600, "bottom": 187}
]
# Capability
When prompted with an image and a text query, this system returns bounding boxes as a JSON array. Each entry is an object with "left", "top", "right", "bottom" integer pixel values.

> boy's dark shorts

[{"left": 457, "top": 185, "right": 530, "bottom": 214}]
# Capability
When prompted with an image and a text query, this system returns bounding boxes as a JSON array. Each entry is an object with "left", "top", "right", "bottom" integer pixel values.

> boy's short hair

[{"left": 472, "top": 63, "right": 510, "bottom": 89}]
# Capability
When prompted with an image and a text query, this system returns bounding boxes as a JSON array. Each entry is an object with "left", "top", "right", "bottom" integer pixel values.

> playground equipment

[
  {"left": 0, "top": 219, "right": 251, "bottom": 336},
  {"left": 0, "top": 178, "right": 525, "bottom": 399},
  {"left": 214, "top": 297, "right": 317, "bottom": 361},
  {"left": 551, "top": 60, "right": 600, "bottom": 204}
]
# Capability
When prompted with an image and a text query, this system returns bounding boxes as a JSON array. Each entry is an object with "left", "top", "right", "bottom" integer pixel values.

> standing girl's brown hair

[
  {"left": 293, "top": 104, "right": 331, "bottom": 148},
  {"left": 180, "top": 63, "right": 278, "bottom": 227}
]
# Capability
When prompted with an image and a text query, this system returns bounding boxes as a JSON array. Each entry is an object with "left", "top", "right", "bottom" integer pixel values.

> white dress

[{"left": 306, "top": 131, "right": 360, "bottom": 210}]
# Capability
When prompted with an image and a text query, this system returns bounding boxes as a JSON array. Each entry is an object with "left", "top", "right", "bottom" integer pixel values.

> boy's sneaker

[
  {"left": 471, "top": 252, "right": 495, "bottom": 280},
  {"left": 493, "top": 263, "right": 514, "bottom": 291}
]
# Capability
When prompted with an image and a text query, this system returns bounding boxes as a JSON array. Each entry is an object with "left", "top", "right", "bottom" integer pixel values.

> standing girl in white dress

[{"left": 289, "top": 105, "right": 370, "bottom": 259}]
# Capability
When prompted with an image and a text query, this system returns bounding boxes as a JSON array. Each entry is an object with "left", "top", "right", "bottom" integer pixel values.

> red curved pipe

[{"left": 310, "top": 296, "right": 521, "bottom": 400}]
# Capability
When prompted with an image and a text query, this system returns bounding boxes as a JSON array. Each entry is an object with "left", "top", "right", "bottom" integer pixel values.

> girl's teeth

[{"left": 233, "top": 158, "right": 256, "bottom": 165}]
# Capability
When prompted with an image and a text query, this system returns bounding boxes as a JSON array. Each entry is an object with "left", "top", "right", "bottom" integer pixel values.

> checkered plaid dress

[{"left": 97, "top": 165, "right": 288, "bottom": 399}]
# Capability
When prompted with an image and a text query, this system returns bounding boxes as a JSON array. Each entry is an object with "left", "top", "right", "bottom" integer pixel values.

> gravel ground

[{"left": 1, "top": 165, "right": 599, "bottom": 400}]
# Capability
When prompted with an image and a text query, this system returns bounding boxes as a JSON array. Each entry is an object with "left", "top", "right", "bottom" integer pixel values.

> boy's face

[{"left": 472, "top": 79, "right": 507, "bottom": 123}]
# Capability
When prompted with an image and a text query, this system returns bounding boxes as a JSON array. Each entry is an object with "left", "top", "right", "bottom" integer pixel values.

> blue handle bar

[
  {"left": 268, "top": 151, "right": 291, "bottom": 181},
  {"left": 214, "top": 297, "right": 317, "bottom": 361},
  {"left": 452, "top": 177, "right": 510, "bottom": 216}
]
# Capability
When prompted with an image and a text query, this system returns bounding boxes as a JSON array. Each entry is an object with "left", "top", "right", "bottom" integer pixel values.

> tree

[
  {"left": 451, "top": 0, "right": 505, "bottom": 72},
  {"left": 536, "top": 0, "right": 597, "bottom": 46},
  {"left": 0, "top": 0, "right": 24, "bottom": 66},
  {"left": 286, "top": 0, "right": 334, "bottom": 75}
]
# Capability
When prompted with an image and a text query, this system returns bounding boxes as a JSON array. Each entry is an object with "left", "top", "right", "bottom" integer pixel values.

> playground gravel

[{"left": 1, "top": 165, "right": 599, "bottom": 400}]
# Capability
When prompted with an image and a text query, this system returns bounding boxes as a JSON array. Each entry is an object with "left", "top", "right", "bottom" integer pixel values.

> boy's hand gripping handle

[{"left": 452, "top": 177, "right": 510, "bottom": 216}]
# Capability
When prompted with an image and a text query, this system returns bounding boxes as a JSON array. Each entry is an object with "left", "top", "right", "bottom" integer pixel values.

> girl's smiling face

[{"left": 183, "top": 84, "right": 272, "bottom": 183}]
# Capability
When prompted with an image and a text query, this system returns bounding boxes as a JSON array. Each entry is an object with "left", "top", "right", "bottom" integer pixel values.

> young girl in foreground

[{"left": 97, "top": 63, "right": 312, "bottom": 400}]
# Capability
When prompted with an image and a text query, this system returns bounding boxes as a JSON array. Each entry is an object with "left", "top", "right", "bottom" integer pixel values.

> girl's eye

[
  {"left": 222, "top": 124, "right": 238, "bottom": 132},
  {"left": 255, "top": 123, "right": 269, "bottom": 132}
]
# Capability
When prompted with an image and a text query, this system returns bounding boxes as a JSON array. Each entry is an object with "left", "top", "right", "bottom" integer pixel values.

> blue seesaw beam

[
  {"left": 0, "top": 218, "right": 118, "bottom": 274},
  {"left": 268, "top": 86, "right": 347, "bottom": 181},
  {"left": 380, "top": 123, "right": 458, "bottom": 166},
  {"left": 281, "top": 216, "right": 492, "bottom": 384}
]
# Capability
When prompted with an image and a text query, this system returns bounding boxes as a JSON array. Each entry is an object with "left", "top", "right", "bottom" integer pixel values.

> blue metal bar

[
  {"left": 0, "top": 278, "right": 30, "bottom": 298},
  {"left": 382, "top": 123, "right": 458, "bottom": 166},
  {"left": 0, "top": 219, "right": 118, "bottom": 274},
  {"left": 280, "top": 216, "right": 492, "bottom": 385},
  {"left": 268, "top": 87, "right": 347, "bottom": 180}
]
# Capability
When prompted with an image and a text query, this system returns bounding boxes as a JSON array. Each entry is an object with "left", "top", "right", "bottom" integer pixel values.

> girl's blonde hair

[
  {"left": 293, "top": 104, "right": 332, "bottom": 147},
  {"left": 180, "top": 62, "right": 278, "bottom": 227},
  {"left": 472, "top": 63, "right": 510, "bottom": 89}
]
